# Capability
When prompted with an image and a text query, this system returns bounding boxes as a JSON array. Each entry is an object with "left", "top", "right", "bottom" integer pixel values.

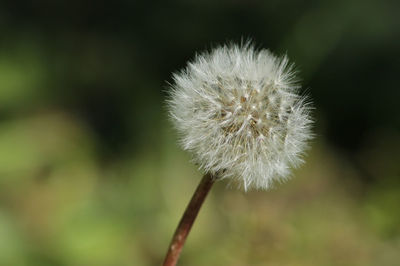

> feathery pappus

[{"left": 168, "top": 43, "right": 313, "bottom": 190}]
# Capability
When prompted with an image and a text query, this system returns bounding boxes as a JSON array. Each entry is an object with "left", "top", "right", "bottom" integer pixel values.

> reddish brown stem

[{"left": 163, "top": 173, "right": 215, "bottom": 266}]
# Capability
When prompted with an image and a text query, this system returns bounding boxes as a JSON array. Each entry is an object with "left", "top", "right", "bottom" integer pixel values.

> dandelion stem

[{"left": 163, "top": 173, "right": 215, "bottom": 266}]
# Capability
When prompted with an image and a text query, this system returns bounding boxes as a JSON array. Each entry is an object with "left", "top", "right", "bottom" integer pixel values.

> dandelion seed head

[{"left": 168, "top": 43, "right": 313, "bottom": 190}]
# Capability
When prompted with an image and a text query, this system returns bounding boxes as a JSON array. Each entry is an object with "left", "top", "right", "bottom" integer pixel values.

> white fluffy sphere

[{"left": 168, "top": 43, "right": 313, "bottom": 190}]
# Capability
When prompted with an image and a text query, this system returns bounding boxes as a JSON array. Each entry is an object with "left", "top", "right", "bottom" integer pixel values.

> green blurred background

[{"left": 0, "top": 0, "right": 399, "bottom": 265}]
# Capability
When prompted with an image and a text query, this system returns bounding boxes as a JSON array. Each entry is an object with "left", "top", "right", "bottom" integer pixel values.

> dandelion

[{"left": 163, "top": 42, "right": 313, "bottom": 266}]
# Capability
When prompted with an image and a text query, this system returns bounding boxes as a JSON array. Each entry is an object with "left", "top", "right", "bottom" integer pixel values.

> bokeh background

[{"left": 0, "top": 0, "right": 399, "bottom": 265}]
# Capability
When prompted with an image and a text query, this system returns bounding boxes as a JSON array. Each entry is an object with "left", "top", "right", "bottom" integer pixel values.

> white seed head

[{"left": 167, "top": 43, "right": 313, "bottom": 190}]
